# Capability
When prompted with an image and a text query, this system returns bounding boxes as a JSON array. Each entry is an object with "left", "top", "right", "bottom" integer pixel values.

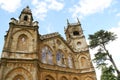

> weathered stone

[{"left": 0, "top": 6, "right": 96, "bottom": 80}]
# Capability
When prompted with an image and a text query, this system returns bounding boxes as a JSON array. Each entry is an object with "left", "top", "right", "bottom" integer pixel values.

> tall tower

[
  {"left": 2, "top": 6, "right": 39, "bottom": 59},
  {"left": 0, "top": 6, "right": 39, "bottom": 80},
  {"left": 65, "top": 19, "right": 88, "bottom": 52},
  {"left": 65, "top": 19, "right": 94, "bottom": 71}
]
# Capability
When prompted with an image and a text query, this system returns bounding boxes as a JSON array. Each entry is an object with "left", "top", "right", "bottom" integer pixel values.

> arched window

[
  {"left": 68, "top": 56, "right": 73, "bottom": 68},
  {"left": 56, "top": 50, "right": 66, "bottom": 67},
  {"left": 73, "top": 31, "right": 79, "bottom": 36},
  {"left": 24, "top": 15, "right": 28, "bottom": 21},
  {"left": 13, "top": 75, "right": 25, "bottom": 80},
  {"left": 81, "top": 57, "right": 88, "bottom": 68},
  {"left": 17, "top": 34, "right": 28, "bottom": 51},
  {"left": 47, "top": 49, "right": 53, "bottom": 64},
  {"left": 41, "top": 47, "right": 47, "bottom": 63},
  {"left": 41, "top": 46, "right": 53, "bottom": 64}
]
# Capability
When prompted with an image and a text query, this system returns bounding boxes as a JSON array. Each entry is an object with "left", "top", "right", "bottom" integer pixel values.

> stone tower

[
  {"left": 65, "top": 19, "right": 94, "bottom": 70},
  {"left": 0, "top": 7, "right": 96, "bottom": 80},
  {"left": 65, "top": 19, "right": 88, "bottom": 52},
  {"left": 0, "top": 6, "right": 39, "bottom": 80}
]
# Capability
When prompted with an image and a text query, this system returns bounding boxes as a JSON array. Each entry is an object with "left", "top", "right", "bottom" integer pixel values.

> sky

[{"left": 0, "top": 0, "right": 120, "bottom": 80}]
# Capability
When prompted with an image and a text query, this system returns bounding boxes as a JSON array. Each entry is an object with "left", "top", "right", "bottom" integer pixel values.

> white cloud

[
  {"left": 69, "top": 0, "right": 113, "bottom": 18},
  {"left": 47, "top": 0, "right": 64, "bottom": 11},
  {"left": 116, "top": 13, "right": 120, "bottom": 17},
  {"left": 32, "top": 1, "right": 48, "bottom": 20},
  {"left": 32, "top": 0, "right": 64, "bottom": 20},
  {"left": 0, "top": 0, "right": 21, "bottom": 12}
]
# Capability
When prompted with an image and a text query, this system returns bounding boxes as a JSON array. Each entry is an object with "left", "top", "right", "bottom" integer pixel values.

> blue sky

[{"left": 0, "top": 0, "right": 120, "bottom": 80}]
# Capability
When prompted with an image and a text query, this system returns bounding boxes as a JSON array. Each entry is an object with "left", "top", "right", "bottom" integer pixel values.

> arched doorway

[
  {"left": 5, "top": 68, "right": 32, "bottom": 80},
  {"left": 13, "top": 75, "right": 25, "bottom": 80}
]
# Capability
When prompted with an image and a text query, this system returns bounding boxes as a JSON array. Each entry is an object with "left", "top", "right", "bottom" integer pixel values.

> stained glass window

[
  {"left": 41, "top": 48, "right": 47, "bottom": 63},
  {"left": 68, "top": 56, "right": 73, "bottom": 68},
  {"left": 47, "top": 49, "right": 53, "bottom": 64},
  {"left": 56, "top": 50, "right": 66, "bottom": 67},
  {"left": 41, "top": 46, "right": 53, "bottom": 64}
]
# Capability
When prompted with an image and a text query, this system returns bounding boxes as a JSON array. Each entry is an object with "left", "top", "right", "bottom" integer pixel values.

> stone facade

[{"left": 0, "top": 6, "right": 96, "bottom": 80}]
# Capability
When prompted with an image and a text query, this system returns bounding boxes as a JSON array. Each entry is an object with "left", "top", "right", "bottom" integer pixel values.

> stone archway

[
  {"left": 61, "top": 76, "right": 68, "bottom": 80},
  {"left": 44, "top": 75, "right": 55, "bottom": 80},
  {"left": 73, "top": 77, "right": 78, "bottom": 80},
  {"left": 13, "top": 74, "right": 25, "bottom": 80},
  {"left": 5, "top": 67, "right": 32, "bottom": 80}
]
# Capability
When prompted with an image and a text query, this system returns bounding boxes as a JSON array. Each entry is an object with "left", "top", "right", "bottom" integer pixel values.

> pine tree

[{"left": 88, "top": 30, "right": 120, "bottom": 80}]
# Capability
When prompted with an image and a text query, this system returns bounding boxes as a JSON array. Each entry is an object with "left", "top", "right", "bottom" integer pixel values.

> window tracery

[
  {"left": 41, "top": 46, "right": 53, "bottom": 65},
  {"left": 56, "top": 50, "right": 66, "bottom": 67},
  {"left": 68, "top": 56, "right": 73, "bottom": 68}
]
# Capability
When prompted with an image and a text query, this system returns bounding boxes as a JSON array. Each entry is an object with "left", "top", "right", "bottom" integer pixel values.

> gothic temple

[{"left": 0, "top": 6, "right": 96, "bottom": 80}]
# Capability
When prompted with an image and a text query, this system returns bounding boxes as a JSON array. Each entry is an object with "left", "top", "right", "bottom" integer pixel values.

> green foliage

[
  {"left": 93, "top": 48, "right": 108, "bottom": 68},
  {"left": 88, "top": 29, "right": 120, "bottom": 80},
  {"left": 89, "top": 30, "right": 117, "bottom": 49},
  {"left": 101, "top": 65, "right": 117, "bottom": 80}
]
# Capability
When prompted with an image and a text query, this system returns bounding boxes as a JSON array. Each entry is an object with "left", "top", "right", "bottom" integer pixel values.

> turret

[
  {"left": 2, "top": 6, "right": 39, "bottom": 59},
  {"left": 65, "top": 19, "right": 88, "bottom": 52},
  {"left": 18, "top": 6, "right": 33, "bottom": 25}
]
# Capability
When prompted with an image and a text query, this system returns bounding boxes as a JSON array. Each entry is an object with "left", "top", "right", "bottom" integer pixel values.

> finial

[
  {"left": 22, "top": 5, "right": 31, "bottom": 13},
  {"left": 67, "top": 19, "right": 69, "bottom": 25},
  {"left": 26, "top": 6, "right": 29, "bottom": 8},
  {"left": 26, "top": 5, "right": 29, "bottom": 9},
  {"left": 77, "top": 17, "right": 81, "bottom": 24}
]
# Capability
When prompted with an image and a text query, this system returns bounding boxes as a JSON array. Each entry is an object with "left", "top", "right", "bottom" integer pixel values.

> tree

[
  {"left": 101, "top": 65, "right": 117, "bottom": 80},
  {"left": 88, "top": 30, "right": 120, "bottom": 80}
]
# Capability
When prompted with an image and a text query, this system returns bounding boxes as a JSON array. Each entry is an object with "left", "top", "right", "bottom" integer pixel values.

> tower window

[
  {"left": 24, "top": 15, "right": 28, "bottom": 21},
  {"left": 17, "top": 34, "right": 28, "bottom": 51},
  {"left": 73, "top": 31, "right": 79, "bottom": 36}
]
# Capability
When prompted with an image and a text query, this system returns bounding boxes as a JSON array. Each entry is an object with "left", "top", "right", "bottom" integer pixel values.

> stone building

[{"left": 0, "top": 6, "right": 96, "bottom": 80}]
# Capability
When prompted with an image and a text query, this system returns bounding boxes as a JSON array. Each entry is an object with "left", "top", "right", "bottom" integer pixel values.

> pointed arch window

[
  {"left": 17, "top": 34, "right": 28, "bottom": 51},
  {"left": 41, "top": 46, "right": 53, "bottom": 65},
  {"left": 47, "top": 49, "right": 53, "bottom": 64},
  {"left": 81, "top": 57, "right": 89, "bottom": 68},
  {"left": 56, "top": 50, "right": 66, "bottom": 67}
]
